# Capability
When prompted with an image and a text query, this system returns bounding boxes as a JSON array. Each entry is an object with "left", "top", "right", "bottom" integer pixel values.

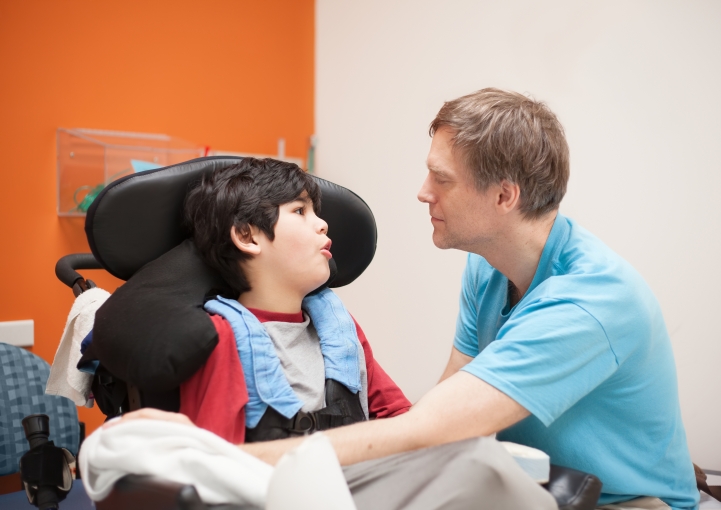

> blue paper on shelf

[{"left": 131, "top": 159, "right": 163, "bottom": 173}]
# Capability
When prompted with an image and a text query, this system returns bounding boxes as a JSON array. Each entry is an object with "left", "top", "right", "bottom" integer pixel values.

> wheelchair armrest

[
  {"left": 93, "top": 463, "right": 601, "bottom": 510},
  {"left": 95, "top": 475, "right": 205, "bottom": 510},
  {"left": 544, "top": 464, "right": 603, "bottom": 510},
  {"left": 95, "top": 475, "right": 258, "bottom": 510}
]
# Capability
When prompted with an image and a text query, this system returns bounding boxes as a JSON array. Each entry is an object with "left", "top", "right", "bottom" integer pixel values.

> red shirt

[{"left": 180, "top": 310, "right": 411, "bottom": 443}]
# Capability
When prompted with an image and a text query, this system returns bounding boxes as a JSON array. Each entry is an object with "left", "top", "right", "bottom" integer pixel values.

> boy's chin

[{"left": 303, "top": 270, "right": 332, "bottom": 296}]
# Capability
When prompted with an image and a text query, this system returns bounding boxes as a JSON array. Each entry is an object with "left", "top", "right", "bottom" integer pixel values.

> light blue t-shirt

[{"left": 455, "top": 214, "right": 698, "bottom": 509}]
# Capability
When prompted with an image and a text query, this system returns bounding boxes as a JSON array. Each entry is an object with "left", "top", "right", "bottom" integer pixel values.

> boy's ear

[{"left": 230, "top": 225, "right": 262, "bottom": 256}]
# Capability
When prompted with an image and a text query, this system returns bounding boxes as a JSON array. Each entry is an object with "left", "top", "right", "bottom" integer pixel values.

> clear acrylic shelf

[{"left": 57, "top": 128, "right": 205, "bottom": 216}]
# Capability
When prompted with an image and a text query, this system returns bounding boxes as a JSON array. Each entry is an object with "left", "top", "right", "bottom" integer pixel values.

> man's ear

[
  {"left": 230, "top": 225, "right": 262, "bottom": 256},
  {"left": 495, "top": 179, "right": 521, "bottom": 215}
]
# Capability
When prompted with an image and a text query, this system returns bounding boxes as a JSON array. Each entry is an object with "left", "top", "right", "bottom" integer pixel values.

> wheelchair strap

[
  {"left": 91, "top": 366, "right": 128, "bottom": 419},
  {"left": 245, "top": 379, "right": 366, "bottom": 443}
]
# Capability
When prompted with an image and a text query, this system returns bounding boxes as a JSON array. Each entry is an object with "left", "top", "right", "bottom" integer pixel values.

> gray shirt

[{"left": 263, "top": 313, "right": 368, "bottom": 417}]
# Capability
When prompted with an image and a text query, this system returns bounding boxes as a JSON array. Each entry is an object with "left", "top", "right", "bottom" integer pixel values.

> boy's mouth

[{"left": 321, "top": 240, "right": 332, "bottom": 259}]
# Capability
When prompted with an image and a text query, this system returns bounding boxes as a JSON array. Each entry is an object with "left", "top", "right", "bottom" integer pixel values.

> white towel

[
  {"left": 79, "top": 419, "right": 272, "bottom": 506},
  {"left": 46, "top": 287, "right": 110, "bottom": 407},
  {"left": 79, "top": 420, "right": 355, "bottom": 509},
  {"left": 267, "top": 432, "right": 356, "bottom": 510}
]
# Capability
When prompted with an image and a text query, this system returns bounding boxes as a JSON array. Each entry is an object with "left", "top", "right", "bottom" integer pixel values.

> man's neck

[{"left": 477, "top": 212, "right": 557, "bottom": 300}]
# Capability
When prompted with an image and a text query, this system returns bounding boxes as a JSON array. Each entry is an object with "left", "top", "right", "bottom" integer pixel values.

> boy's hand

[{"left": 102, "top": 408, "right": 196, "bottom": 429}]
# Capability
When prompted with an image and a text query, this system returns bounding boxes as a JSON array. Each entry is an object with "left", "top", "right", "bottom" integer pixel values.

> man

[
  {"left": 120, "top": 89, "right": 698, "bottom": 509},
  {"left": 414, "top": 89, "right": 698, "bottom": 510}
]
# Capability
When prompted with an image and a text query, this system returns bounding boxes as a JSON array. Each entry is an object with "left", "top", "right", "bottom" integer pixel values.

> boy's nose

[{"left": 318, "top": 217, "right": 328, "bottom": 234}]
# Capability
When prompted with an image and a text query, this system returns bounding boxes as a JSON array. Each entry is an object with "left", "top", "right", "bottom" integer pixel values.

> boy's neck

[{"left": 238, "top": 283, "right": 304, "bottom": 314}]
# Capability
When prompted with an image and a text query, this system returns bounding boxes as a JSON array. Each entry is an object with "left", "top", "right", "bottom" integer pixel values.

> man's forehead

[
  {"left": 427, "top": 130, "right": 464, "bottom": 175},
  {"left": 427, "top": 149, "right": 482, "bottom": 189}
]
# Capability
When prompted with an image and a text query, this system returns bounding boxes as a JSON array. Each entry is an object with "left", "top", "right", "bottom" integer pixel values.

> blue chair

[{"left": 0, "top": 343, "right": 80, "bottom": 493}]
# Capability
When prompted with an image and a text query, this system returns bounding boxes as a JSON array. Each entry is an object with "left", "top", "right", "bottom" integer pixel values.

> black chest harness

[{"left": 245, "top": 379, "right": 367, "bottom": 443}]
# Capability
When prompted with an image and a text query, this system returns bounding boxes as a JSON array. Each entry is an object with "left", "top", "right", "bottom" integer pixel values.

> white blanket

[
  {"left": 79, "top": 419, "right": 551, "bottom": 509},
  {"left": 79, "top": 420, "right": 356, "bottom": 509},
  {"left": 46, "top": 287, "right": 110, "bottom": 407}
]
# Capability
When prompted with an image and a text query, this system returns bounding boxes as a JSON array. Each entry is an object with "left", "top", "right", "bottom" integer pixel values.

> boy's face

[{"left": 255, "top": 193, "right": 332, "bottom": 296}]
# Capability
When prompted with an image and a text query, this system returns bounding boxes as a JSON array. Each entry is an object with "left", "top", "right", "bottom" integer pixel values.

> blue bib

[{"left": 204, "top": 288, "right": 362, "bottom": 428}]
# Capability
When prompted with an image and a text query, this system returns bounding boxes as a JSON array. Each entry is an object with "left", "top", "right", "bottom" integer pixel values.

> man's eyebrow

[{"left": 427, "top": 165, "right": 452, "bottom": 180}]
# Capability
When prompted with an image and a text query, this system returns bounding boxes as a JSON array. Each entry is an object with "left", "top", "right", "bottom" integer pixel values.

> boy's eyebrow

[{"left": 293, "top": 195, "right": 312, "bottom": 204}]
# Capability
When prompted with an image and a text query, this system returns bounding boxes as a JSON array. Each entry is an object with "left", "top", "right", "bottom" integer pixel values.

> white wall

[{"left": 316, "top": 0, "right": 721, "bottom": 469}]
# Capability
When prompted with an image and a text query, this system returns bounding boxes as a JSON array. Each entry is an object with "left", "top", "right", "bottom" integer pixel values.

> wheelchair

[{"left": 51, "top": 156, "right": 601, "bottom": 510}]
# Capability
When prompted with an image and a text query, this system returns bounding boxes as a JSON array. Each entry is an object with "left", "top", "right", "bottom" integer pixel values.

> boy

[{"left": 177, "top": 157, "right": 411, "bottom": 443}]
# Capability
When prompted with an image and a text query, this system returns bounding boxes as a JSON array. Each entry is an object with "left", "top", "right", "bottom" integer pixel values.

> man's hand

[{"left": 103, "top": 408, "right": 196, "bottom": 429}]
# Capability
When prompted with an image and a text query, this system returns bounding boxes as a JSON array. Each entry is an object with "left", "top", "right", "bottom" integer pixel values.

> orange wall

[{"left": 0, "top": 0, "right": 315, "bottom": 434}]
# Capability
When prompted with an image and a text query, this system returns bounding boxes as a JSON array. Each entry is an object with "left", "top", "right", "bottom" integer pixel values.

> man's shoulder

[
  {"left": 548, "top": 217, "right": 648, "bottom": 295},
  {"left": 530, "top": 218, "right": 665, "bottom": 352},
  {"left": 556, "top": 216, "right": 626, "bottom": 271}
]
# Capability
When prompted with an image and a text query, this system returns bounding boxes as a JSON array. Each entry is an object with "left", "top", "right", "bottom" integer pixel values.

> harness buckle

[{"left": 290, "top": 411, "right": 316, "bottom": 434}]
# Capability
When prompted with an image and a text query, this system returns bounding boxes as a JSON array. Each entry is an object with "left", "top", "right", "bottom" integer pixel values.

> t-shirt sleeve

[
  {"left": 353, "top": 319, "right": 412, "bottom": 418},
  {"left": 454, "top": 254, "right": 482, "bottom": 357},
  {"left": 462, "top": 298, "right": 619, "bottom": 427},
  {"left": 179, "top": 313, "right": 249, "bottom": 443}
]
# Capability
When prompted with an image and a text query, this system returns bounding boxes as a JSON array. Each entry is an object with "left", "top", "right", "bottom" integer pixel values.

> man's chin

[{"left": 431, "top": 233, "right": 453, "bottom": 250}]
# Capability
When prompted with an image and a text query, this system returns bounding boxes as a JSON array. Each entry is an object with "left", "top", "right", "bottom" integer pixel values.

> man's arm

[
  {"left": 438, "top": 346, "right": 474, "bottom": 383},
  {"left": 242, "top": 370, "right": 529, "bottom": 466},
  {"left": 114, "top": 356, "right": 529, "bottom": 467}
]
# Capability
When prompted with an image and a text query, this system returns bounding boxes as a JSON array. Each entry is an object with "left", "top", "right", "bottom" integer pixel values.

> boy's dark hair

[{"left": 184, "top": 158, "right": 321, "bottom": 295}]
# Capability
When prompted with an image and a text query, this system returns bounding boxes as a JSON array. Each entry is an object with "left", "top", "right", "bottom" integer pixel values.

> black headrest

[{"left": 85, "top": 156, "right": 376, "bottom": 287}]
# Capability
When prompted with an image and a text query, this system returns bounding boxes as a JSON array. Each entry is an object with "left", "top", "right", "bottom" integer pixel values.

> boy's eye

[{"left": 294, "top": 207, "right": 305, "bottom": 215}]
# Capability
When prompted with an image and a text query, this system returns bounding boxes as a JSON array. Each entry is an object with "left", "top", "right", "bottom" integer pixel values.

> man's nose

[{"left": 417, "top": 175, "right": 434, "bottom": 203}]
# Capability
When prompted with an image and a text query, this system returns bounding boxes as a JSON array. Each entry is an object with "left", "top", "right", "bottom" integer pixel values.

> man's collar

[{"left": 525, "top": 212, "right": 570, "bottom": 297}]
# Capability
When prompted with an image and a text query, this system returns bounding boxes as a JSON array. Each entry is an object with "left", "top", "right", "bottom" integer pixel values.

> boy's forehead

[
  {"left": 282, "top": 191, "right": 314, "bottom": 208},
  {"left": 292, "top": 191, "right": 312, "bottom": 203}
]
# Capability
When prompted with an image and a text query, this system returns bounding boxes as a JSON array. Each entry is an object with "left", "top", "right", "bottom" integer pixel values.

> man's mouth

[
  {"left": 429, "top": 208, "right": 443, "bottom": 222},
  {"left": 321, "top": 240, "right": 332, "bottom": 259}
]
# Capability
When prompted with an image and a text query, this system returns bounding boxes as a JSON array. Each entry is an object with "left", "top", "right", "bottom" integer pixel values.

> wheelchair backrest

[
  {"left": 80, "top": 156, "right": 379, "bottom": 417},
  {"left": 86, "top": 156, "right": 377, "bottom": 287}
]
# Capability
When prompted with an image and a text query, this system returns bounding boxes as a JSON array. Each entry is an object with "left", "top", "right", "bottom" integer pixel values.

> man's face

[
  {"left": 256, "top": 194, "right": 332, "bottom": 296},
  {"left": 418, "top": 127, "right": 498, "bottom": 252}
]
